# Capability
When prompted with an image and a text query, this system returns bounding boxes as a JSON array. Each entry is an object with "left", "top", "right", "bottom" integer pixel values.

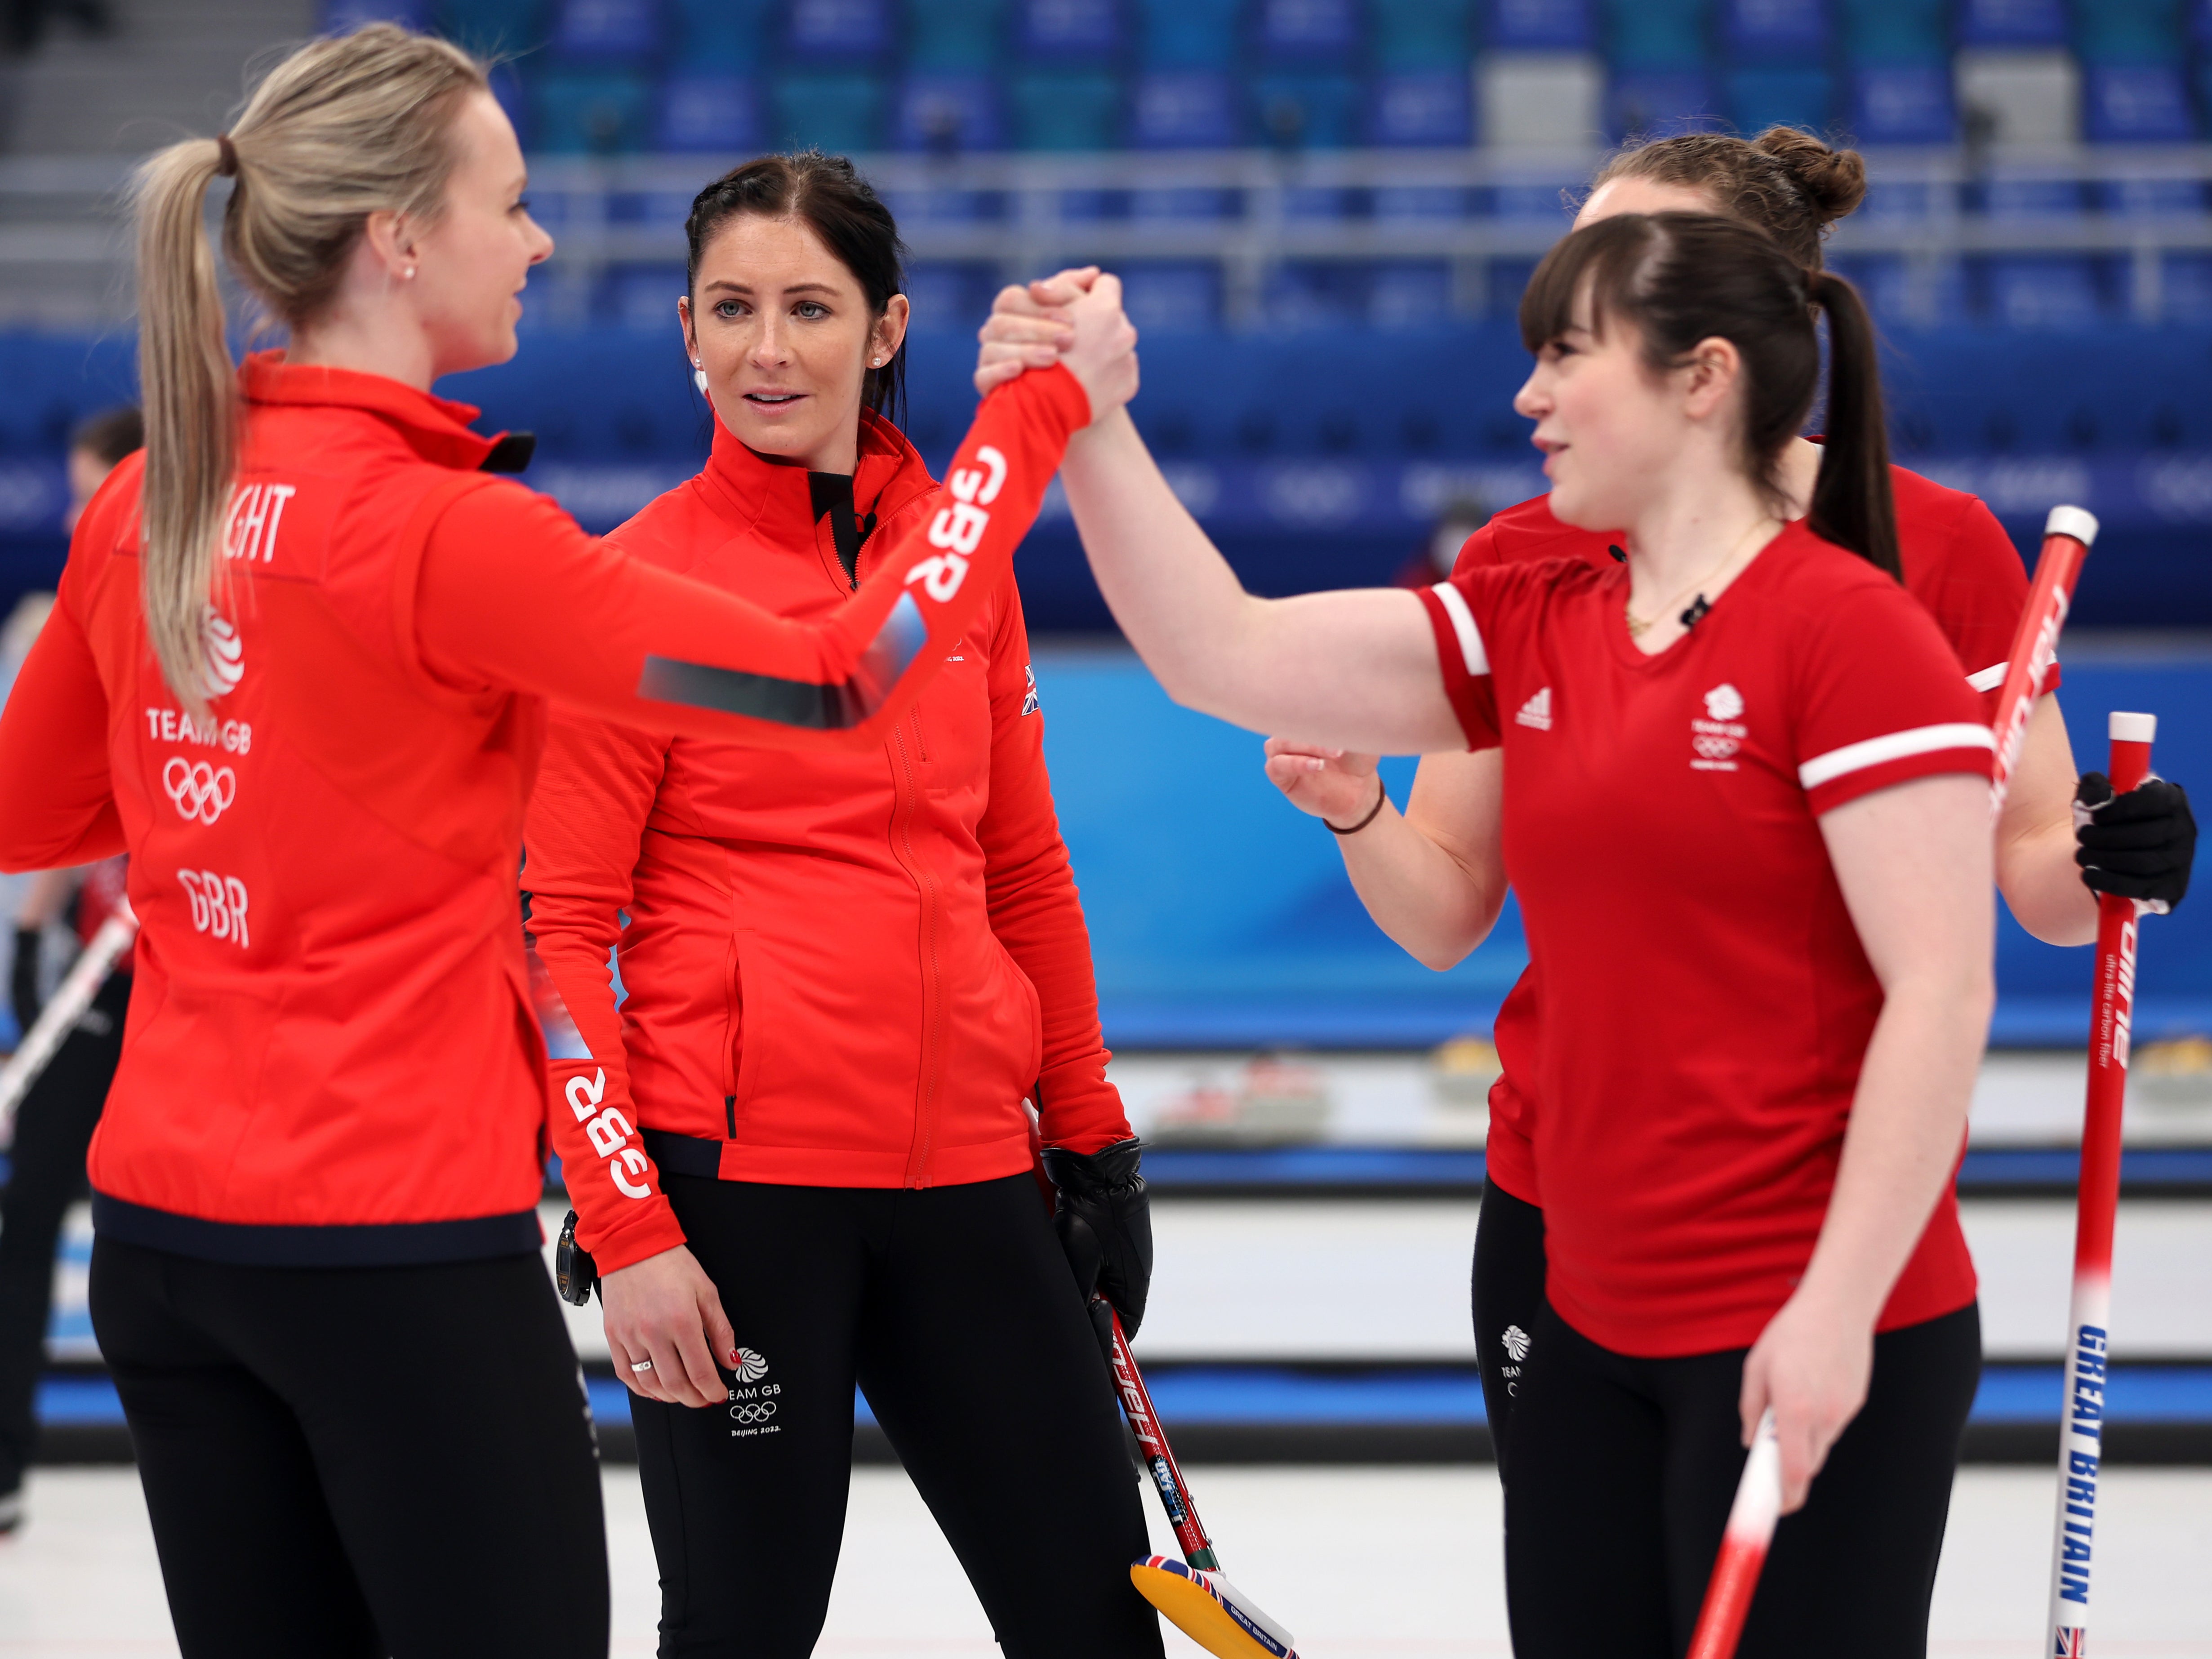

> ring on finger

[{"left": 630, "top": 1358, "right": 655, "bottom": 1374}]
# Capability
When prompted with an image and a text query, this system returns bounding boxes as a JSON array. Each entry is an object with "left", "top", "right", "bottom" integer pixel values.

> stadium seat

[
  {"left": 1608, "top": 69, "right": 1718, "bottom": 140},
  {"left": 1118, "top": 263, "right": 1223, "bottom": 331},
  {"left": 551, "top": 0, "right": 662, "bottom": 59},
  {"left": 893, "top": 72, "right": 1005, "bottom": 151},
  {"left": 1374, "top": 185, "right": 1471, "bottom": 219},
  {"left": 2098, "top": 177, "right": 2207, "bottom": 214},
  {"left": 1605, "top": 0, "right": 1709, "bottom": 71},
  {"left": 785, "top": 0, "right": 890, "bottom": 59},
  {"left": 909, "top": 0, "right": 1005, "bottom": 70},
  {"left": 1982, "top": 255, "right": 2111, "bottom": 328},
  {"left": 1983, "top": 178, "right": 2090, "bottom": 215},
  {"left": 1370, "top": 261, "right": 1453, "bottom": 329},
  {"left": 1009, "top": 70, "right": 1123, "bottom": 147},
  {"left": 659, "top": 73, "right": 762, "bottom": 150},
  {"left": 1013, "top": 0, "right": 1120, "bottom": 59},
  {"left": 1721, "top": 0, "right": 1829, "bottom": 61},
  {"left": 901, "top": 262, "right": 997, "bottom": 331},
  {"left": 667, "top": 0, "right": 769, "bottom": 69},
  {"left": 325, "top": 0, "right": 432, "bottom": 30},
  {"left": 1726, "top": 67, "right": 1834, "bottom": 133},
  {"left": 436, "top": 0, "right": 545, "bottom": 53},
  {"left": 2163, "top": 253, "right": 2212, "bottom": 323},
  {"left": 1130, "top": 70, "right": 1241, "bottom": 146},
  {"left": 1370, "top": 72, "right": 1473, "bottom": 146},
  {"left": 1254, "top": 0, "right": 1362, "bottom": 63},
  {"left": 1268, "top": 262, "right": 1369, "bottom": 331},
  {"left": 2083, "top": 66, "right": 2199, "bottom": 142},
  {"left": 1839, "top": 0, "right": 1948, "bottom": 64},
  {"left": 1956, "top": 0, "right": 2067, "bottom": 48},
  {"left": 1371, "top": 0, "right": 1473, "bottom": 69},
  {"left": 1851, "top": 64, "right": 1958, "bottom": 142},
  {"left": 534, "top": 68, "right": 655, "bottom": 152},
  {"left": 1136, "top": 0, "right": 1239, "bottom": 68},
  {"left": 2076, "top": 0, "right": 2187, "bottom": 65},
  {"left": 1252, "top": 72, "right": 1363, "bottom": 149},
  {"left": 1827, "top": 252, "right": 1969, "bottom": 329},
  {"left": 1489, "top": 0, "right": 1593, "bottom": 49},
  {"left": 771, "top": 71, "right": 886, "bottom": 150},
  {"left": 597, "top": 265, "right": 689, "bottom": 333}
]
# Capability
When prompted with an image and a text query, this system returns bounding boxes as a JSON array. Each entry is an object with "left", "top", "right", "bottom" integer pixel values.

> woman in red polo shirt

[
  {"left": 0, "top": 26, "right": 1130, "bottom": 1658},
  {"left": 988, "top": 218, "right": 1998, "bottom": 1656},
  {"left": 522, "top": 153, "right": 1159, "bottom": 1659}
]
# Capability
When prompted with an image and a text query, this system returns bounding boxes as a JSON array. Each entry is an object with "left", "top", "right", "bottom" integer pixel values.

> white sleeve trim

[
  {"left": 1429, "top": 583, "right": 1489, "bottom": 676},
  {"left": 1964, "top": 662, "right": 2007, "bottom": 692},
  {"left": 1798, "top": 723, "right": 1997, "bottom": 790}
]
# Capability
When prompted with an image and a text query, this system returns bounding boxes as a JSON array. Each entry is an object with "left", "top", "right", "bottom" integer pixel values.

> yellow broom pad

[{"left": 1130, "top": 1558, "right": 1298, "bottom": 1659}]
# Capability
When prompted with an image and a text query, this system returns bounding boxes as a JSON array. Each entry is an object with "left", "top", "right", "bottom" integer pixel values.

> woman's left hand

[
  {"left": 973, "top": 267, "right": 1098, "bottom": 396},
  {"left": 1738, "top": 1289, "right": 1874, "bottom": 1513}
]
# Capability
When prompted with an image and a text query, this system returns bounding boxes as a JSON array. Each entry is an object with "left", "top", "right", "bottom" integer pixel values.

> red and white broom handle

[
  {"left": 2046, "top": 711, "right": 2156, "bottom": 1657},
  {"left": 1101, "top": 1299, "right": 1222, "bottom": 1573},
  {"left": 0, "top": 904, "right": 136, "bottom": 1149},
  {"left": 1685, "top": 1409, "right": 1782, "bottom": 1659},
  {"left": 1989, "top": 506, "right": 2097, "bottom": 821}
]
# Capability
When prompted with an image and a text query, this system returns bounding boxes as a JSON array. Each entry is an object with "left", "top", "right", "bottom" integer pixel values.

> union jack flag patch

[
  {"left": 1020, "top": 663, "right": 1041, "bottom": 716},
  {"left": 2055, "top": 1627, "right": 2086, "bottom": 1656}
]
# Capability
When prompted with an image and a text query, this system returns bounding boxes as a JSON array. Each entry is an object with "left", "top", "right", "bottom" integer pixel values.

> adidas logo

[{"left": 1514, "top": 687, "right": 1553, "bottom": 730}]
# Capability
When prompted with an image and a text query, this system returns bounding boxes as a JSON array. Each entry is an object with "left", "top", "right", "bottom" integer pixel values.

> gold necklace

[{"left": 1624, "top": 517, "right": 1776, "bottom": 639}]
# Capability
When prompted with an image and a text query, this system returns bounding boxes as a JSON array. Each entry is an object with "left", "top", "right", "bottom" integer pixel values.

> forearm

[
  {"left": 1800, "top": 973, "right": 1990, "bottom": 1325},
  {"left": 1337, "top": 800, "right": 1505, "bottom": 970},
  {"left": 14, "top": 867, "right": 82, "bottom": 930},
  {"left": 1997, "top": 813, "right": 2096, "bottom": 946}
]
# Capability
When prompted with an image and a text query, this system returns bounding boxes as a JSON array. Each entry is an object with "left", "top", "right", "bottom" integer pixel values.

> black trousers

[
  {"left": 633, "top": 1171, "right": 1163, "bottom": 1659},
  {"left": 90, "top": 1236, "right": 608, "bottom": 1659},
  {"left": 1469, "top": 1176, "right": 1546, "bottom": 1464},
  {"left": 1504, "top": 1298, "right": 1981, "bottom": 1659},
  {"left": 0, "top": 968, "right": 127, "bottom": 1494}
]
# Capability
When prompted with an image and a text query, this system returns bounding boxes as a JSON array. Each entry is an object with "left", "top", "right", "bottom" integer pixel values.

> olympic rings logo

[
  {"left": 1691, "top": 734, "right": 1739, "bottom": 761},
  {"left": 729, "top": 1401, "right": 778, "bottom": 1425},
  {"left": 163, "top": 757, "right": 237, "bottom": 824}
]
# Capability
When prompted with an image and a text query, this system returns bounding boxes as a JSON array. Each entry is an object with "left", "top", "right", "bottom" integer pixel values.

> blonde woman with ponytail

[{"left": 0, "top": 23, "right": 1134, "bottom": 1653}]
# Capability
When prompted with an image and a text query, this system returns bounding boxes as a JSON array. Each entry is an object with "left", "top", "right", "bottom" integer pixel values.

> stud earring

[{"left": 403, "top": 267, "right": 417, "bottom": 280}]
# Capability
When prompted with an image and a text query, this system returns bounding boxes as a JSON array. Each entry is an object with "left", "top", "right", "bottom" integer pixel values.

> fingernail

[{"left": 730, "top": 1350, "right": 740, "bottom": 1365}]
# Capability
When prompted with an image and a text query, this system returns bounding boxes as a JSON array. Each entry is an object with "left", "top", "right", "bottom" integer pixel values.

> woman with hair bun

[
  {"left": 522, "top": 151, "right": 1162, "bottom": 1658},
  {"left": 993, "top": 213, "right": 2012, "bottom": 1653},
  {"left": 0, "top": 24, "right": 1133, "bottom": 1655}
]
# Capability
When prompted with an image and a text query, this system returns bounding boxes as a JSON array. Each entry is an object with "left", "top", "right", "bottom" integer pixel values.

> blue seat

[
  {"left": 1374, "top": 185, "right": 1470, "bottom": 219},
  {"left": 667, "top": 0, "right": 769, "bottom": 69},
  {"left": 1268, "top": 262, "right": 1369, "bottom": 331},
  {"left": 2096, "top": 177, "right": 2206, "bottom": 214},
  {"left": 1982, "top": 177, "right": 2088, "bottom": 215},
  {"left": 659, "top": 73, "right": 762, "bottom": 149},
  {"left": 1118, "top": 264, "right": 1222, "bottom": 331},
  {"left": 1720, "top": 0, "right": 1829, "bottom": 62},
  {"left": 1605, "top": 0, "right": 1709, "bottom": 70},
  {"left": 597, "top": 265, "right": 689, "bottom": 332},
  {"left": 1609, "top": 70, "right": 1718, "bottom": 140},
  {"left": 1016, "top": 0, "right": 1121, "bottom": 59},
  {"left": 900, "top": 262, "right": 997, "bottom": 331},
  {"left": 551, "top": 0, "right": 663, "bottom": 58},
  {"left": 772, "top": 71, "right": 886, "bottom": 150},
  {"left": 910, "top": 0, "right": 1005, "bottom": 69},
  {"left": 325, "top": 0, "right": 432, "bottom": 29},
  {"left": 1136, "top": 0, "right": 1239, "bottom": 68},
  {"left": 436, "top": 0, "right": 545, "bottom": 53},
  {"left": 1956, "top": 0, "right": 2067, "bottom": 47},
  {"left": 1981, "top": 256, "right": 2110, "bottom": 328},
  {"left": 1371, "top": 0, "right": 1472, "bottom": 69},
  {"left": 894, "top": 73, "right": 1005, "bottom": 151},
  {"left": 1490, "top": 0, "right": 1593, "bottom": 49},
  {"left": 534, "top": 68, "right": 655, "bottom": 153},
  {"left": 1839, "top": 0, "right": 1947, "bottom": 63},
  {"left": 1131, "top": 70, "right": 1240, "bottom": 146},
  {"left": 1851, "top": 64, "right": 1956, "bottom": 142},
  {"left": 1009, "top": 70, "right": 1122, "bottom": 147},
  {"left": 2162, "top": 254, "right": 2212, "bottom": 323},
  {"left": 2083, "top": 65, "right": 2199, "bottom": 141},
  {"left": 784, "top": 0, "right": 890, "bottom": 59},
  {"left": 1130, "top": 185, "right": 1238, "bottom": 220},
  {"left": 1370, "top": 71, "right": 1473, "bottom": 146},
  {"left": 1827, "top": 253, "right": 1970, "bottom": 328},
  {"left": 1252, "top": 72, "right": 1363, "bottom": 149},
  {"left": 1726, "top": 67, "right": 1834, "bottom": 133},
  {"left": 2077, "top": 0, "right": 2186, "bottom": 65},
  {"left": 1370, "top": 261, "right": 1453, "bottom": 329},
  {"left": 1255, "top": 0, "right": 1362, "bottom": 62}
]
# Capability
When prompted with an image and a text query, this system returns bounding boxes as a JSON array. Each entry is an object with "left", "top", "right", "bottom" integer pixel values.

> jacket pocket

[{"left": 725, "top": 928, "right": 773, "bottom": 1136}]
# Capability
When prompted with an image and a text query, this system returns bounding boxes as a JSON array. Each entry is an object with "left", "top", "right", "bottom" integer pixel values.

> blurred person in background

[
  {"left": 524, "top": 153, "right": 1160, "bottom": 1659},
  {"left": 0, "top": 404, "right": 141, "bottom": 1535},
  {"left": 1394, "top": 496, "right": 1490, "bottom": 590}
]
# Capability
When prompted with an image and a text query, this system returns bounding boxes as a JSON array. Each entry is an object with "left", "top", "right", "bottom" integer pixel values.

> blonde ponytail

[{"left": 130, "top": 23, "right": 485, "bottom": 711}]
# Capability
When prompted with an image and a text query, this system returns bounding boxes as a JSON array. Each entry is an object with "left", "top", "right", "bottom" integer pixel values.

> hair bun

[{"left": 1753, "top": 127, "right": 1867, "bottom": 223}]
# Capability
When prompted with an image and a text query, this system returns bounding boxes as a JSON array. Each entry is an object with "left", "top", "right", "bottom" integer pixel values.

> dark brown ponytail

[{"left": 1806, "top": 270, "right": 1899, "bottom": 579}]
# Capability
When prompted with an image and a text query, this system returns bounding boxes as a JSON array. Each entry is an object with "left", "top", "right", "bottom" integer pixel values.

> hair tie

[{"left": 214, "top": 133, "right": 239, "bottom": 178}]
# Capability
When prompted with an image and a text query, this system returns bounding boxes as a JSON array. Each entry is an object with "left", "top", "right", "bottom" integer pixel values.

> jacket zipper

[{"left": 890, "top": 716, "right": 947, "bottom": 1187}]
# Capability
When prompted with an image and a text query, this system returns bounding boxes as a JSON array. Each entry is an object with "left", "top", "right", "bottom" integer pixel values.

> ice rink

[{"left": 1, "top": 1462, "right": 2207, "bottom": 1657}]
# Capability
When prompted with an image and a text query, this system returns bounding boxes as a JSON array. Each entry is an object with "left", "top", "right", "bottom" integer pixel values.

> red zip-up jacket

[
  {"left": 0, "top": 353, "right": 1088, "bottom": 1264},
  {"left": 524, "top": 411, "right": 1128, "bottom": 1274}
]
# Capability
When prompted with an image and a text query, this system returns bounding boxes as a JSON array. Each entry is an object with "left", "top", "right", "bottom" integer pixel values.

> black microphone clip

[
  {"left": 1607, "top": 543, "right": 1628, "bottom": 564},
  {"left": 1680, "top": 594, "right": 1712, "bottom": 630}
]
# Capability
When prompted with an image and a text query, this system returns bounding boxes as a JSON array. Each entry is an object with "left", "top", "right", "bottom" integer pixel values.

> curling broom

[
  {"left": 2046, "top": 710, "right": 2159, "bottom": 1659},
  {"left": 0, "top": 903, "right": 136, "bottom": 1149},
  {"left": 1684, "top": 501, "right": 2100, "bottom": 1658},
  {"left": 1102, "top": 1300, "right": 1302, "bottom": 1659}
]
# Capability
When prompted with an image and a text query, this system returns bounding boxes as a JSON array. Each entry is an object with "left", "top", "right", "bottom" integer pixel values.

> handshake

[{"left": 972, "top": 266, "right": 1140, "bottom": 424}]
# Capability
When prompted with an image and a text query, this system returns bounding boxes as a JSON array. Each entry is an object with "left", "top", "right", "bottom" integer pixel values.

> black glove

[
  {"left": 10, "top": 926, "right": 40, "bottom": 1037},
  {"left": 1041, "top": 1138, "right": 1153, "bottom": 1362},
  {"left": 2076, "top": 773, "right": 2195, "bottom": 913}
]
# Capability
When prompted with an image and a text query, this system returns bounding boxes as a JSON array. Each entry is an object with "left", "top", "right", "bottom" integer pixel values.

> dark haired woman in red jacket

[{"left": 523, "top": 154, "right": 1162, "bottom": 1659}]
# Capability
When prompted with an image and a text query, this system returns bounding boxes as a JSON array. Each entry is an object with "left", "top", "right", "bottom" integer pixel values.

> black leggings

[
  {"left": 0, "top": 968, "right": 126, "bottom": 1493},
  {"left": 1469, "top": 1176, "right": 1546, "bottom": 1462},
  {"left": 90, "top": 1237, "right": 607, "bottom": 1659},
  {"left": 1504, "top": 1298, "right": 1981, "bottom": 1659},
  {"left": 633, "top": 1171, "right": 1162, "bottom": 1659}
]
